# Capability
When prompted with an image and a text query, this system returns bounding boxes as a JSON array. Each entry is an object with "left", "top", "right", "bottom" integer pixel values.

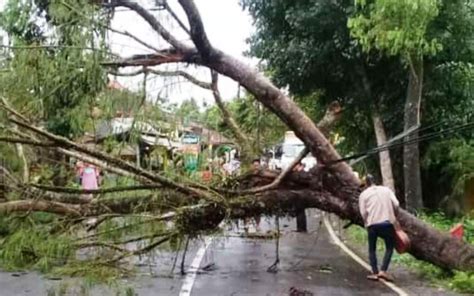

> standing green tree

[
  {"left": 243, "top": 0, "right": 473, "bottom": 212},
  {"left": 242, "top": 0, "right": 406, "bottom": 191},
  {"left": 348, "top": 0, "right": 442, "bottom": 211}
]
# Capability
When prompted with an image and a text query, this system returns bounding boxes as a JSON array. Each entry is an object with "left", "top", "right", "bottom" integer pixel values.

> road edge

[{"left": 323, "top": 215, "right": 410, "bottom": 296}]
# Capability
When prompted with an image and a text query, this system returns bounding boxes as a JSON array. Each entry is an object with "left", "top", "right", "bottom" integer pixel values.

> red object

[
  {"left": 395, "top": 228, "right": 411, "bottom": 254},
  {"left": 201, "top": 171, "right": 212, "bottom": 183},
  {"left": 450, "top": 223, "right": 464, "bottom": 239}
]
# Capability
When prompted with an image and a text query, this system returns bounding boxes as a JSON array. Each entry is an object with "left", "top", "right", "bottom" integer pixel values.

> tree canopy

[{"left": 242, "top": 0, "right": 474, "bottom": 210}]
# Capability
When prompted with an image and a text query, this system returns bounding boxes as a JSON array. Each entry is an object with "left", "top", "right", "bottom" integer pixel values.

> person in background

[
  {"left": 201, "top": 165, "right": 213, "bottom": 183},
  {"left": 229, "top": 154, "right": 241, "bottom": 175},
  {"left": 359, "top": 174, "right": 399, "bottom": 282},
  {"left": 224, "top": 154, "right": 241, "bottom": 176},
  {"left": 252, "top": 158, "right": 261, "bottom": 172},
  {"left": 80, "top": 163, "right": 100, "bottom": 200},
  {"left": 80, "top": 163, "right": 100, "bottom": 225},
  {"left": 292, "top": 162, "right": 307, "bottom": 232},
  {"left": 75, "top": 161, "right": 84, "bottom": 184},
  {"left": 293, "top": 162, "right": 305, "bottom": 172},
  {"left": 246, "top": 158, "right": 262, "bottom": 232}
]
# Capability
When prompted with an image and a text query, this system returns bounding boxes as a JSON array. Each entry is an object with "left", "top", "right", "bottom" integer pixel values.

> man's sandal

[
  {"left": 378, "top": 272, "right": 394, "bottom": 282},
  {"left": 366, "top": 274, "right": 379, "bottom": 281}
]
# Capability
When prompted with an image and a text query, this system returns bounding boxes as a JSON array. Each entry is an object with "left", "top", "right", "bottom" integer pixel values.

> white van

[{"left": 280, "top": 131, "right": 317, "bottom": 172}]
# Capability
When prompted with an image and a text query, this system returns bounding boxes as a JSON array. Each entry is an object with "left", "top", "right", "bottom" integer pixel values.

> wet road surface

[
  {"left": 0, "top": 210, "right": 396, "bottom": 295},
  {"left": 190, "top": 211, "right": 394, "bottom": 296}
]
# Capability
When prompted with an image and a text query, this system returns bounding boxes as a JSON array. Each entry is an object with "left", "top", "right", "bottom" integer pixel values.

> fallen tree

[
  {"left": 105, "top": 0, "right": 474, "bottom": 271},
  {"left": 0, "top": 0, "right": 472, "bottom": 274}
]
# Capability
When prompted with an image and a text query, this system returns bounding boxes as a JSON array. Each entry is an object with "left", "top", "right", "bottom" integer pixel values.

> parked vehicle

[{"left": 280, "top": 131, "right": 317, "bottom": 171}]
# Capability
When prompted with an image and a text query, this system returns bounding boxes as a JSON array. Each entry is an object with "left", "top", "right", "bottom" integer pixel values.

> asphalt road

[
  {"left": 190, "top": 211, "right": 394, "bottom": 296},
  {"left": 0, "top": 211, "right": 396, "bottom": 295}
]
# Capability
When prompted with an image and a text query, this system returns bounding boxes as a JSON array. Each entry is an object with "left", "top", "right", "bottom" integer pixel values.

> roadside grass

[{"left": 346, "top": 212, "right": 474, "bottom": 294}]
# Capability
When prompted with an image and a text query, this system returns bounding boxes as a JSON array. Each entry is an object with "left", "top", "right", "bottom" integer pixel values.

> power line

[{"left": 329, "top": 121, "right": 474, "bottom": 166}]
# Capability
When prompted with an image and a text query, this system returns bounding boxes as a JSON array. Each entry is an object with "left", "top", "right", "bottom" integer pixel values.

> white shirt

[{"left": 359, "top": 185, "right": 399, "bottom": 227}]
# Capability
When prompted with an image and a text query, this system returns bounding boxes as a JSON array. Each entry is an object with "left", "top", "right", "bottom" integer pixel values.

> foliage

[
  {"left": 200, "top": 95, "right": 287, "bottom": 149},
  {"left": 0, "top": 0, "right": 45, "bottom": 43},
  {"left": 241, "top": 0, "right": 409, "bottom": 181},
  {"left": 52, "top": 260, "right": 125, "bottom": 284},
  {"left": 174, "top": 98, "right": 202, "bottom": 125},
  {"left": 96, "top": 89, "right": 145, "bottom": 121},
  {"left": 348, "top": 0, "right": 442, "bottom": 59},
  {"left": 231, "top": 95, "right": 286, "bottom": 148},
  {"left": 423, "top": 139, "right": 474, "bottom": 211},
  {"left": 0, "top": 141, "right": 23, "bottom": 174},
  {"left": 0, "top": 0, "right": 108, "bottom": 138},
  {"left": 421, "top": 60, "right": 474, "bottom": 209},
  {"left": 0, "top": 214, "right": 73, "bottom": 272},
  {"left": 243, "top": 0, "right": 474, "bottom": 210}
]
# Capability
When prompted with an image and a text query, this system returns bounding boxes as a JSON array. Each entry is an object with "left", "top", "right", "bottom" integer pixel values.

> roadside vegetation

[{"left": 347, "top": 212, "right": 474, "bottom": 293}]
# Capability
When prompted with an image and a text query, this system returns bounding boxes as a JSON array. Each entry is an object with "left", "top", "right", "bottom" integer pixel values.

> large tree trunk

[
  {"left": 234, "top": 170, "right": 474, "bottom": 271},
  {"left": 404, "top": 58, "right": 424, "bottom": 212},
  {"left": 371, "top": 110, "right": 395, "bottom": 191}
]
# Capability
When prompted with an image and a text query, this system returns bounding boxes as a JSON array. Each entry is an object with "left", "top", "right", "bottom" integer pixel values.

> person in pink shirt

[{"left": 80, "top": 163, "right": 100, "bottom": 191}]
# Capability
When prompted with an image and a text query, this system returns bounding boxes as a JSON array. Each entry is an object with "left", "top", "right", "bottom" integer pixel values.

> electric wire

[{"left": 328, "top": 121, "right": 474, "bottom": 166}]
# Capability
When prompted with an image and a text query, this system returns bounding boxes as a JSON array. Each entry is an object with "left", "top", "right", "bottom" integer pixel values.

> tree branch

[
  {"left": 0, "top": 137, "right": 55, "bottom": 147},
  {"left": 104, "top": 25, "right": 161, "bottom": 53},
  {"left": 107, "top": 235, "right": 172, "bottom": 263},
  {"left": 177, "top": 0, "right": 214, "bottom": 60},
  {"left": 31, "top": 184, "right": 163, "bottom": 195},
  {"left": 110, "top": 67, "right": 211, "bottom": 89},
  {"left": 102, "top": 49, "right": 199, "bottom": 67},
  {"left": 0, "top": 200, "right": 81, "bottom": 216},
  {"left": 163, "top": 1, "right": 191, "bottom": 35},
  {"left": 110, "top": 1, "right": 190, "bottom": 52},
  {"left": 1, "top": 105, "right": 205, "bottom": 198},
  {"left": 210, "top": 70, "right": 250, "bottom": 146},
  {"left": 56, "top": 148, "right": 149, "bottom": 183},
  {"left": 76, "top": 241, "right": 129, "bottom": 253}
]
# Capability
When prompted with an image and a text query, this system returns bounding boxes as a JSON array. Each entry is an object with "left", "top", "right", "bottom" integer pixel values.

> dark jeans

[{"left": 368, "top": 221, "right": 395, "bottom": 274}]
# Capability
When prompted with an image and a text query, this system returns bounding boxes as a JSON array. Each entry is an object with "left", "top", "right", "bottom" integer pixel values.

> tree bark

[
  {"left": 404, "top": 58, "right": 424, "bottom": 212},
  {"left": 371, "top": 110, "right": 395, "bottom": 191},
  {"left": 359, "top": 66, "right": 395, "bottom": 191}
]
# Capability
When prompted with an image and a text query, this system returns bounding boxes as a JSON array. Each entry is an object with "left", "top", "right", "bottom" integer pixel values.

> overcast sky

[
  {"left": 0, "top": 0, "right": 256, "bottom": 107},
  {"left": 108, "top": 0, "right": 256, "bottom": 107}
]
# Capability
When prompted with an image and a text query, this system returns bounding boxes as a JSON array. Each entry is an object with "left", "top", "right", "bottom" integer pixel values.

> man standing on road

[{"left": 359, "top": 174, "right": 399, "bottom": 282}]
